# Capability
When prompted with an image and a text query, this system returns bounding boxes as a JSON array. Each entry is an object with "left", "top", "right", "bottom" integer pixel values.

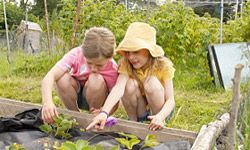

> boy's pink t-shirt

[{"left": 56, "top": 47, "right": 118, "bottom": 91}]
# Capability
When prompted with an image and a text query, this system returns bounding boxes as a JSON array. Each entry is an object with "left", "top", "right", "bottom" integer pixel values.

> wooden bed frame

[{"left": 0, "top": 97, "right": 197, "bottom": 144}]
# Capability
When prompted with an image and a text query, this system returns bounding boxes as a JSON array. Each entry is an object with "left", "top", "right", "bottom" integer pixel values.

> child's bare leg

[
  {"left": 122, "top": 79, "right": 147, "bottom": 121},
  {"left": 56, "top": 73, "right": 79, "bottom": 111},
  {"left": 84, "top": 73, "right": 108, "bottom": 111},
  {"left": 144, "top": 76, "right": 165, "bottom": 114}
]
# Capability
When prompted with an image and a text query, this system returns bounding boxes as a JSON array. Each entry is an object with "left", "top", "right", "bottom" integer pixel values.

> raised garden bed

[{"left": 0, "top": 97, "right": 197, "bottom": 150}]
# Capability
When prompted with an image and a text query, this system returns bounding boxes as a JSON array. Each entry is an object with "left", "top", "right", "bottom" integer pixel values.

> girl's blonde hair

[
  {"left": 124, "top": 55, "right": 172, "bottom": 83},
  {"left": 82, "top": 27, "right": 116, "bottom": 59}
]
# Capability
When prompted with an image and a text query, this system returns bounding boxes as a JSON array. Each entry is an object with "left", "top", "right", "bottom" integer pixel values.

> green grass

[
  {"left": 240, "top": 82, "right": 250, "bottom": 150},
  {"left": 0, "top": 76, "right": 41, "bottom": 103},
  {"left": 168, "top": 89, "right": 231, "bottom": 131}
]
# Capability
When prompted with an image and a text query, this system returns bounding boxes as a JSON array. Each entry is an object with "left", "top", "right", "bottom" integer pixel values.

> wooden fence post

[
  {"left": 44, "top": 0, "right": 51, "bottom": 54},
  {"left": 225, "top": 64, "right": 244, "bottom": 150},
  {"left": 70, "top": 0, "right": 82, "bottom": 49},
  {"left": 3, "top": 0, "right": 11, "bottom": 64}
]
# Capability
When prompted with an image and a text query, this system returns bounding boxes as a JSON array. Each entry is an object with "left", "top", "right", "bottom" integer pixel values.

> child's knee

[
  {"left": 144, "top": 76, "right": 163, "bottom": 94},
  {"left": 87, "top": 73, "right": 106, "bottom": 91},
  {"left": 124, "top": 79, "right": 139, "bottom": 96},
  {"left": 122, "top": 79, "right": 140, "bottom": 107},
  {"left": 56, "top": 73, "right": 77, "bottom": 91}
]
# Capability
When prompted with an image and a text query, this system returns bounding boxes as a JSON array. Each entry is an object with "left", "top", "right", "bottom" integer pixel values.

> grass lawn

[{"left": 0, "top": 49, "right": 233, "bottom": 133}]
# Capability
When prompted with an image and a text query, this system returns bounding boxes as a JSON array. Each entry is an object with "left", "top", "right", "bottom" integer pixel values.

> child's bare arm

[
  {"left": 102, "top": 74, "right": 128, "bottom": 113},
  {"left": 157, "top": 80, "right": 175, "bottom": 120},
  {"left": 148, "top": 80, "right": 175, "bottom": 130},
  {"left": 41, "top": 66, "right": 66, "bottom": 123},
  {"left": 86, "top": 74, "right": 128, "bottom": 130}
]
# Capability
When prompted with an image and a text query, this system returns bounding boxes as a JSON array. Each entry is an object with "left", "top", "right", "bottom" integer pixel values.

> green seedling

[
  {"left": 115, "top": 132, "right": 160, "bottom": 150},
  {"left": 5, "top": 143, "right": 26, "bottom": 150},
  {"left": 60, "top": 140, "right": 90, "bottom": 150},
  {"left": 115, "top": 132, "right": 140, "bottom": 150},
  {"left": 39, "top": 123, "right": 53, "bottom": 134},
  {"left": 141, "top": 134, "right": 160, "bottom": 149},
  {"left": 59, "top": 140, "right": 118, "bottom": 150},
  {"left": 39, "top": 114, "right": 78, "bottom": 139},
  {"left": 117, "top": 132, "right": 138, "bottom": 139}
]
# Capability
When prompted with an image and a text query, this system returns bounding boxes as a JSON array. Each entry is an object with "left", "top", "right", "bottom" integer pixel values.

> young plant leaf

[
  {"left": 53, "top": 114, "right": 64, "bottom": 124},
  {"left": 61, "top": 132, "right": 72, "bottom": 139},
  {"left": 76, "top": 140, "right": 89, "bottom": 150},
  {"left": 118, "top": 132, "right": 137, "bottom": 139},
  {"left": 59, "top": 119, "right": 72, "bottom": 130},
  {"left": 60, "top": 141, "right": 76, "bottom": 150},
  {"left": 115, "top": 137, "right": 140, "bottom": 150},
  {"left": 143, "top": 134, "right": 160, "bottom": 148},
  {"left": 115, "top": 138, "right": 130, "bottom": 149},
  {"left": 127, "top": 138, "right": 140, "bottom": 149},
  {"left": 39, "top": 123, "right": 53, "bottom": 134}
]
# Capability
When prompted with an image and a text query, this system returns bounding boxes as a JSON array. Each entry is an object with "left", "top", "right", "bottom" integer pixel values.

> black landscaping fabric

[
  {"left": 0, "top": 109, "right": 43, "bottom": 132},
  {"left": 0, "top": 109, "right": 191, "bottom": 150}
]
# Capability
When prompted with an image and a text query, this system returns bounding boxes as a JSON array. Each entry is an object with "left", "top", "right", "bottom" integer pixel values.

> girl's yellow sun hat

[{"left": 116, "top": 22, "right": 164, "bottom": 57}]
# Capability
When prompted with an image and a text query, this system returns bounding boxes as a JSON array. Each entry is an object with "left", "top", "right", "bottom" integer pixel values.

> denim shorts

[{"left": 137, "top": 108, "right": 175, "bottom": 123}]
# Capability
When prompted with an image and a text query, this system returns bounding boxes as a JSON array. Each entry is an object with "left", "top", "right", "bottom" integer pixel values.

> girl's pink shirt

[{"left": 56, "top": 47, "right": 118, "bottom": 91}]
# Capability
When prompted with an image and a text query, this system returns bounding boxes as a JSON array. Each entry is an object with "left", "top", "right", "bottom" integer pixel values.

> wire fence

[{"left": 0, "top": 29, "right": 67, "bottom": 54}]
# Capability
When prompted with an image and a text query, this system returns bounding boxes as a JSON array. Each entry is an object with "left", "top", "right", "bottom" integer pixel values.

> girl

[
  {"left": 41, "top": 27, "right": 118, "bottom": 124},
  {"left": 87, "top": 22, "right": 175, "bottom": 131}
]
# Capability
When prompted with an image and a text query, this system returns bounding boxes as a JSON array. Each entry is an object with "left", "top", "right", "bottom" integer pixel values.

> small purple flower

[{"left": 105, "top": 116, "right": 118, "bottom": 127}]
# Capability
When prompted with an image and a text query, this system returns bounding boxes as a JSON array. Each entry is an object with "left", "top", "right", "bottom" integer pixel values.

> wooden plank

[{"left": 0, "top": 97, "right": 197, "bottom": 143}]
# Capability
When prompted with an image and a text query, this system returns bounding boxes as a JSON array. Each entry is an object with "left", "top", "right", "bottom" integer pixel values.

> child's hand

[
  {"left": 147, "top": 115, "right": 164, "bottom": 131},
  {"left": 41, "top": 102, "right": 58, "bottom": 124},
  {"left": 89, "top": 107, "right": 100, "bottom": 116},
  {"left": 86, "top": 112, "right": 108, "bottom": 130}
]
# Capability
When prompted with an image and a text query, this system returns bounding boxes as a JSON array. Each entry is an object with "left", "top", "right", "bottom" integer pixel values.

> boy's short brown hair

[{"left": 82, "top": 27, "right": 116, "bottom": 59}]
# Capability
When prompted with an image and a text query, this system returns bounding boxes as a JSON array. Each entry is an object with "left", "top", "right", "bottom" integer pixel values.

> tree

[
  {"left": 70, "top": 0, "right": 82, "bottom": 48},
  {"left": 30, "top": 0, "right": 61, "bottom": 18},
  {"left": 0, "top": 2, "right": 25, "bottom": 30},
  {"left": 19, "top": 0, "right": 29, "bottom": 10}
]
